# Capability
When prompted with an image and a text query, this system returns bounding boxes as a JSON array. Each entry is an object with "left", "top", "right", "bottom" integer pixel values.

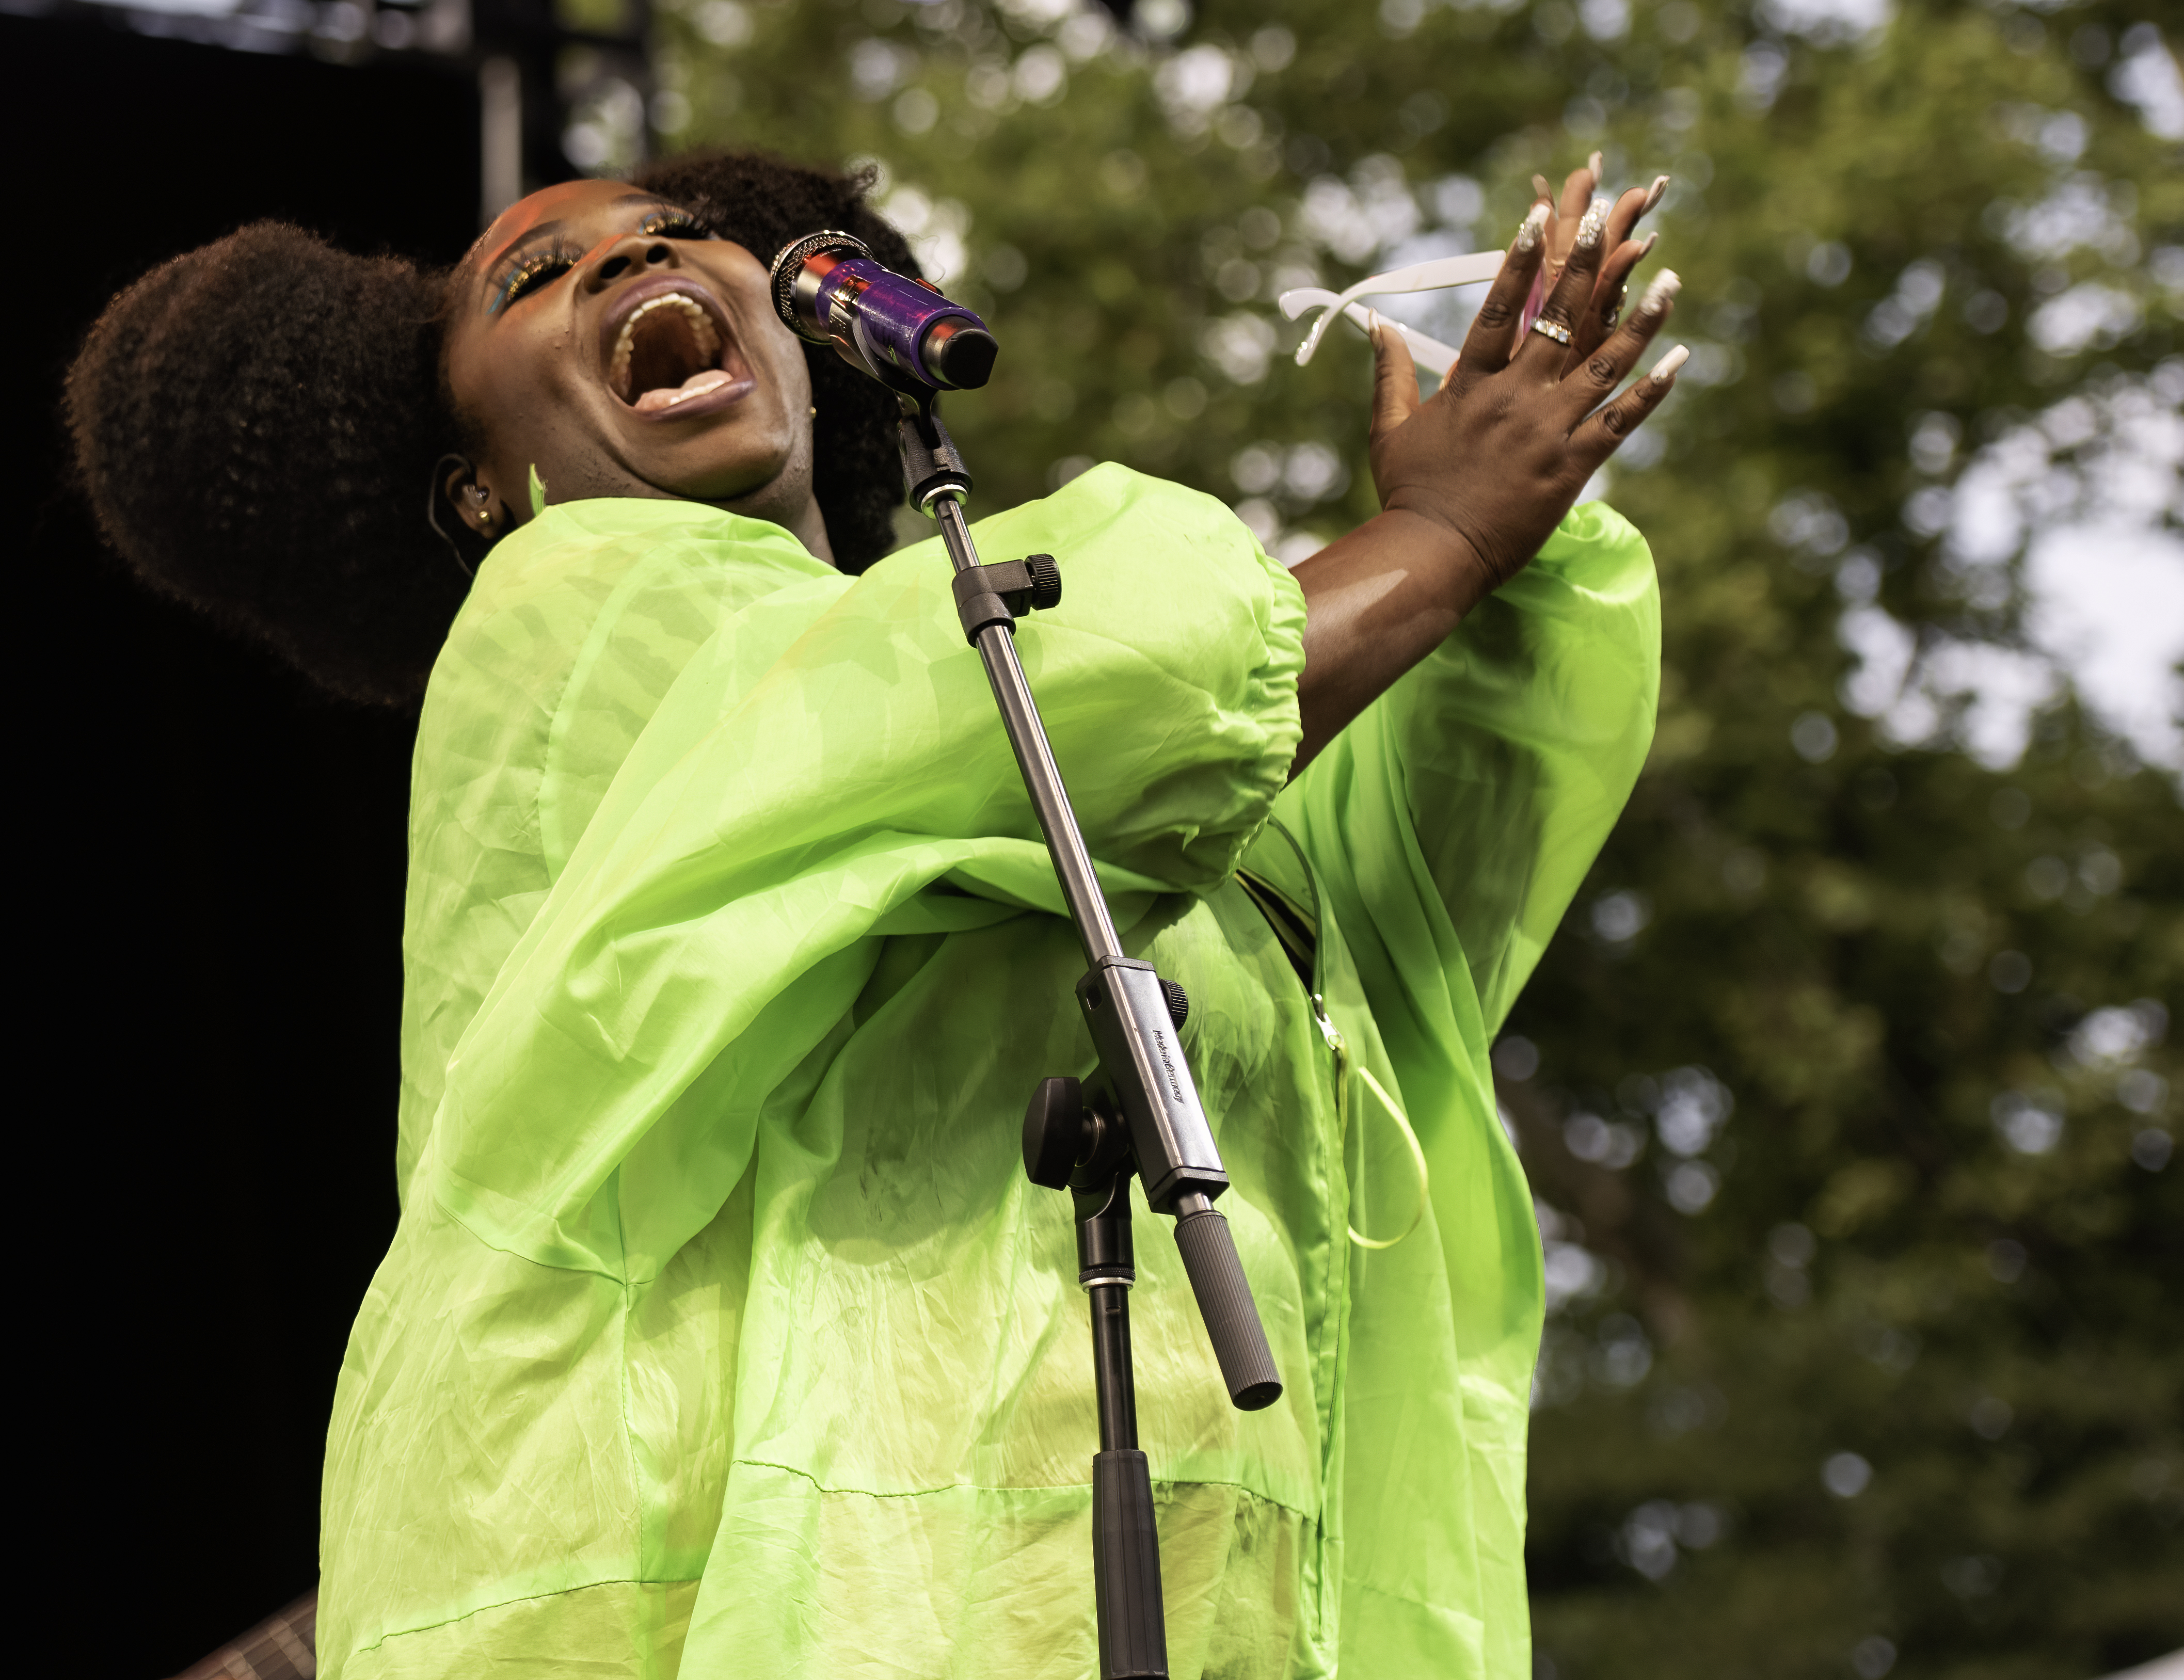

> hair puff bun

[{"left": 68, "top": 221, "right": 468, "bottom": 705}]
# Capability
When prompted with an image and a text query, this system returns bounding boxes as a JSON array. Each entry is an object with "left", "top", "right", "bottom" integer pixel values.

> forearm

[{"left": 1290, "top": 508, "right": 1496, "bottom": 774}]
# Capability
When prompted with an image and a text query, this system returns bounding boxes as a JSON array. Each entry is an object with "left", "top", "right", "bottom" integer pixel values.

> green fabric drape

[{"left": 321, "top": 467, "right": 1658, "bottom": 1678}]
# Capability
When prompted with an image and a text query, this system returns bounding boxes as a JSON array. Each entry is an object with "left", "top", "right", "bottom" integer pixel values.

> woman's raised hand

[
  {"left": 1365, "top": 187, "right": 1683, "bottom": 590},
  {"left": 1531, "top": 158, "right": 1668, "bottom": 369},
  {"left": 1287, "top": 175, "right": 1681, "bottom": 772}
]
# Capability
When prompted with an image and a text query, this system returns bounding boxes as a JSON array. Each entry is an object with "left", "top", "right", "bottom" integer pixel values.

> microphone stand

[{"left": 895, "top": 393, "right": 1283, "bottom": 1680}]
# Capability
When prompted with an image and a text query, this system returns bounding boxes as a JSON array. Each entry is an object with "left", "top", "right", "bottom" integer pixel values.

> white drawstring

[
  {"left": 1280, "top": 249, "right": 1506, "bottom": 370},
  {"left": 1277, "top": 293, "right": 1463, "bottom": 377}
]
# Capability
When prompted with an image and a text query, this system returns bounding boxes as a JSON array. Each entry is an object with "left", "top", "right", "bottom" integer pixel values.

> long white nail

[
  {"left": 1639, "top": 269, "right": 1682, "bottom": 314},
  {"left": 1368, "top": 309, "right": 1386, "bottom": 347},
  {"left": 1574, "top": 195, "right": 1611, "bottom": 250},
  {"left": 1588, "top": 150, "right": 1604, "bottom": 179},
  {"left": 1532, "top": 173, "right": 1554, "bottom": 202},
  {"left": 1638, "top": 231, "right": 1660, "bottom": 258},
  {"left": 1651, "top": 344, "right": 1691, "bottom": 382},
  {"left": 1643, "top": 174, "right": 1670, "bottom": 213},
  {"left": 1516, "top": 202, "right": 1550, "bottom": 251}
]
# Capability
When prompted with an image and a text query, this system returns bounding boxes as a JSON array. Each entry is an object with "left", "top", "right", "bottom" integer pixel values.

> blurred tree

[{"left": 652, "top": 0, "right": 2181, "bottom": 1674}]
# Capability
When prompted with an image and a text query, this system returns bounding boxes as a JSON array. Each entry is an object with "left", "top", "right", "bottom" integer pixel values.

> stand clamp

[{"left": 953, "top": 555, "right": 1061, "bottom": 643}]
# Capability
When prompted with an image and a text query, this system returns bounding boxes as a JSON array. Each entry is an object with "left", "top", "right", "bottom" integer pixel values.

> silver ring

[{"left": 1530, "top": 317, "right": 1573, "bottom": 345}]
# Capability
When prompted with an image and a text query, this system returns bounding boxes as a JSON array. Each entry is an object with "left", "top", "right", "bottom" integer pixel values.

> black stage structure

[{"left": 0, "top": 5, "right": 630, "bottom": 1669}]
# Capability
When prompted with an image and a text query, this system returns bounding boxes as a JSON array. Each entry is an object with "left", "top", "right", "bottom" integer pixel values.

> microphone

[{"left": 770, "top": 231, "right": 999, "bottom": 394}]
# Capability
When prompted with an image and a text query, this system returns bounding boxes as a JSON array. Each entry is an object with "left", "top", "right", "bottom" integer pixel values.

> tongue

[{"left": 634, "top": 369, "right": 734, "bottom": 414}]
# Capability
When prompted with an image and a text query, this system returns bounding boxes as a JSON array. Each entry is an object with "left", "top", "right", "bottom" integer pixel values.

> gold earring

[{"left": 808, "top": 405, "right": 819, "bottom": 418}]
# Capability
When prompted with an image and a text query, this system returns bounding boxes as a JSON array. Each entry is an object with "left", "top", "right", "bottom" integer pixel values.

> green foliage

[{"left": 655, "top": 0, "right": 2181, "bottom": 1673}]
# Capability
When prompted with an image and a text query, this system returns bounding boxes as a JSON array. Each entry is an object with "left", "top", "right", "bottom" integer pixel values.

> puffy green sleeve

[
  {"left": 1271, "top": 504, "right": 1656, "bottom": 1635},
  {"left": 422, "top": 465, "right": 1304, "bottom": 1284},
  {"left": 1278, "top": 499, "right": 1660, "bottom": 1044},
  {"left": 395, "top": 505, "right": 835, "bottom": 1202}
]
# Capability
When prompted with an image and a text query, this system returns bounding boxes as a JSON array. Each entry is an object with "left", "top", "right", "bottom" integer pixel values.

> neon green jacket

[{"left": 320, "top": 466, "right": 1658, "bottom": 1678}]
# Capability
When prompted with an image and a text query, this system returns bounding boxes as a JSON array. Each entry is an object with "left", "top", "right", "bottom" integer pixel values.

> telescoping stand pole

[{"left": 898, "top": 397, "right": 1283, "bottom": 1680}]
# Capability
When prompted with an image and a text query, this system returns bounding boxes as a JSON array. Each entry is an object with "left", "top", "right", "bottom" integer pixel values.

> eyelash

[
  {"left": 490, "top": 246, "right": 580, "bottom": 313},
  {"left": 640, "top": 208, "right": 709, "bottom": 239},
  {"left": 488, "top": 208, "right": 711, "bottom": 313}
]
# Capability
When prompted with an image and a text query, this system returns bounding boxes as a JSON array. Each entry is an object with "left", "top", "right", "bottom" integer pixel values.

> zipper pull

[{"left": 1317, "top": 991, "right": 1429, "bottom": 1251}]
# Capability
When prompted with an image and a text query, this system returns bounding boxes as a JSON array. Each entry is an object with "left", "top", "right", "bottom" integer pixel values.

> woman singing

[{"left": 70, "top": 149, "right": 1678, "bottom": 1678}]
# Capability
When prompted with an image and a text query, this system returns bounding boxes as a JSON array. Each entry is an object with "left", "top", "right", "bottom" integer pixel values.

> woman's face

[{"left": 444, "top": 179, "right": 830, "bottom": 558}]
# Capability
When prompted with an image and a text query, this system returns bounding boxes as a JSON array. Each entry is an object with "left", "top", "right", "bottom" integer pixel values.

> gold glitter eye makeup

[
  {"left": 489, "top": 246, "right": 578, "bottom": 313},
  {"left": 639, "top": 207, "right": 709, "bottom": 239}
]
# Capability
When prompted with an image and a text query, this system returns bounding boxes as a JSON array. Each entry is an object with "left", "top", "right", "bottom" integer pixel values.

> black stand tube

[
  {"left": 900, "top": 400, "right": 1282, "bottom": 1680},
  {"left": 1082, "top": 1177, "right": 1165, "bottom": 1679}
]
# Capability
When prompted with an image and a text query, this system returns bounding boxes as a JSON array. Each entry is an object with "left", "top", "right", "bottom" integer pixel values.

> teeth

[{"left": 610, "top": 292, "right": 721, "bottom": 396}]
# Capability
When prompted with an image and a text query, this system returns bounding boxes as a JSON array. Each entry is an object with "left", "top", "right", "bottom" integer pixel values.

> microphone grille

[{"left": 768, "top": 230, "right": 872, "bottom": 341}]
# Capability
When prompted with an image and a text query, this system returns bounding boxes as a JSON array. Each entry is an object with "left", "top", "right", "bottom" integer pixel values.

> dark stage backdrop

[{"left": 4, "top": 23, "right": 477, "bottom": 1671}]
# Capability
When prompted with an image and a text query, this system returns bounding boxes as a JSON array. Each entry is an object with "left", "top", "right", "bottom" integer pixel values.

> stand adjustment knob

[
  {"left": 1023, "top": 553, "right": 1062, "bottom": 611},
  {"left": 1159, "top": 980, "right": 1189, "bottom": 1031},
  {"left": 1024, "top": 1076, "right": 1086, "bottom": 1189}
]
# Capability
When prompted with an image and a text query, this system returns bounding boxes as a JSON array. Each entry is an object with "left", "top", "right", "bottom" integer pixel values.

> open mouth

[{"left": 608, "top": 290, "right": 740, "bottom": 413}]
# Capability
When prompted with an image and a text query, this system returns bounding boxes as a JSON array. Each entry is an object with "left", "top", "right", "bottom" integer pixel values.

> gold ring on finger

[{"left": 1531, "top": 317, "right": 1573, "bottom": 345}]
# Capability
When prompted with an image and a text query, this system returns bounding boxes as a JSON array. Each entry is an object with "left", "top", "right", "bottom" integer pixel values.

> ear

[{"left": 440, "top": 458, "right": 500, "bottom": 536}]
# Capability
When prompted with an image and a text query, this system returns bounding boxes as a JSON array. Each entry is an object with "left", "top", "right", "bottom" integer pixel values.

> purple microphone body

[{"left": 770, "top": 231, "right": 999, "bottom": 393}]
